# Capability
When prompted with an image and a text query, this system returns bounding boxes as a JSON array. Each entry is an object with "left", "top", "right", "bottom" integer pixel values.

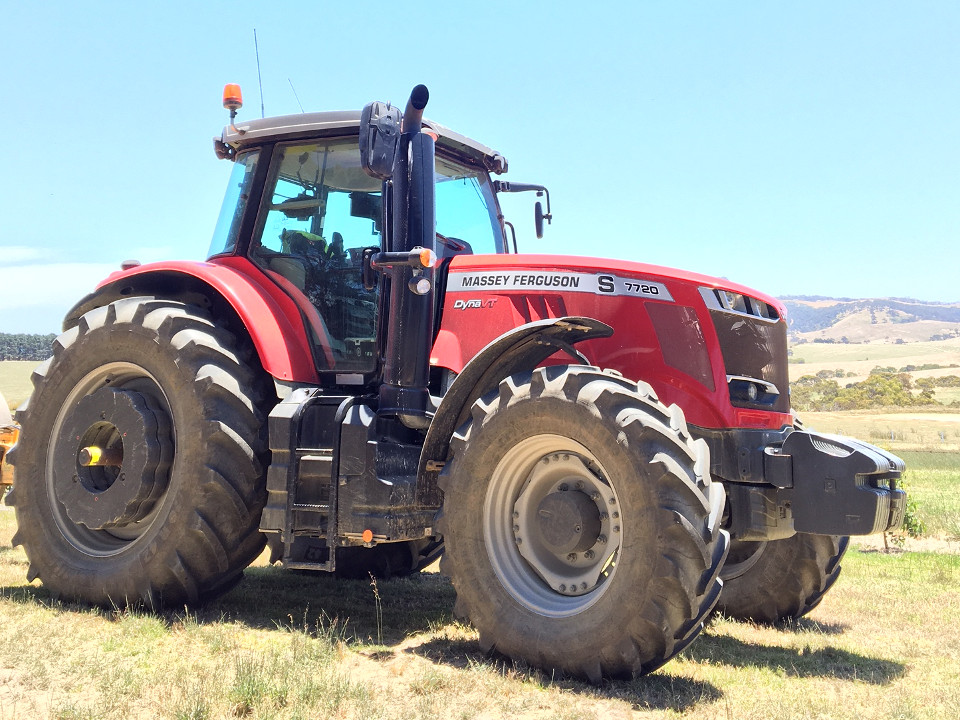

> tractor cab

[{"left": 209, "top": 100, "right": 509, "bottom": 379}]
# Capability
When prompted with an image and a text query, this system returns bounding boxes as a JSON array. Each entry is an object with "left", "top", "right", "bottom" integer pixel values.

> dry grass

[
  {"left": 801, "top": 410, "right": 960, "bottom": 453},
  {"left": 0, "top": 363, "right": 35, "bottom": 412},
  {"left": 789, "top": 337, "right": 960, "bottom": 386}
]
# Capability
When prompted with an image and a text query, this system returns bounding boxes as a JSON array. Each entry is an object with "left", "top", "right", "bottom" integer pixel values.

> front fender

[
  {"left": 417, "top": 316, "right": 612, "bottom": 483},
  {"left": 64, "top": 256, "right": 319, "bottom": 384}
]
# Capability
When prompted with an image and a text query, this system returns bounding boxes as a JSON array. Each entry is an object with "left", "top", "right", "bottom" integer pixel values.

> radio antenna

[
  {"left": 289, "top": 79, "right": 305, "bottom": 113},
  {"left": 254, "top": 28, "right": 265, "bottom": 118}
]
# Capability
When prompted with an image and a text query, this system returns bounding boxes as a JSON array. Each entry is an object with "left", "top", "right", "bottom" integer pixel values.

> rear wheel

[
  {"left": 438, "top": 366, "right": 727, "bottom": 682},
  {"left": 8, "top": 298, "right": 268, "bottom": 607},
  {"left": 717, "top": 534, "right": 849, "bottom": 623}
]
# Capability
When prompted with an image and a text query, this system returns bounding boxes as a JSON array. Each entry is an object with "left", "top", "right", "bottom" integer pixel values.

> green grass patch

[{"left": 897, "top": 451, "right": 960, "bottom": 539}]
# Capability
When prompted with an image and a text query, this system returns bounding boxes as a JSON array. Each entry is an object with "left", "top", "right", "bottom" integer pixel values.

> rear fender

[
  {"left": 417, "top": 316, "right": 612, "bottom": 482},
  {"left": 64, "top": 258, "right": 319, "bottom": 384}
]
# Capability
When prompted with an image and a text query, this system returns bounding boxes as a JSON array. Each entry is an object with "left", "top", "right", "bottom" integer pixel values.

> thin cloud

[
  {"left": 1, "top": 247, "right": 52, "bottom": 265},
  {"left": 0, "top": 262, "right": 118, "bottom": 333}
]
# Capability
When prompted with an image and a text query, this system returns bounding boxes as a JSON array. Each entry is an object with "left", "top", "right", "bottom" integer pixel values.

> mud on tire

[
  {"left": 7, "top": 297, "right": 269, "bottom": 607},
  {"left": 437, "top": 366, "right": 728, "bottom": 682},
  {"left": 716, "top": 534, "right": 849, "bottom": 623}
]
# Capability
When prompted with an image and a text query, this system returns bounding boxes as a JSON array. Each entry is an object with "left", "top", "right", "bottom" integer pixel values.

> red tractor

[{"left": 8, "top": 85, "right": 904, "bottom": 681}]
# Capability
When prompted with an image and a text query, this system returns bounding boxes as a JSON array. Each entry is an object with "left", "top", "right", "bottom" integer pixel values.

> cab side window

[{"left": 251, "top": 140, "right": 383, "bottom": 373}]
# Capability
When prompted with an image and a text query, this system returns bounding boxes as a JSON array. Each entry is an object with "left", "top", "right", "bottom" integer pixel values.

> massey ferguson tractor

[{"left": 7, "top": 85, "right": 905, "bottom": 681}]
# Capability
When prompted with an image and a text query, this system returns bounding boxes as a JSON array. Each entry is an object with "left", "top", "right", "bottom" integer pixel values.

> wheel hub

[
  {"left": 511, "top": 450, "right": 620, "bottom": 597},
  {"left": 54, "top": 387, "right": 172, "bottom": 530},
  {"left": 536, "top": 490, "right": 601, "bottom": 553}
]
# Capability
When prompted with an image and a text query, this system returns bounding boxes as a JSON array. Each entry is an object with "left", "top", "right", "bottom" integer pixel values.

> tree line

[
  {"left": 0, "top": 333, "right": 56, "bottom": 361},
  {"left": 791, "top": 369, "right": 960, "bottom": 411}
]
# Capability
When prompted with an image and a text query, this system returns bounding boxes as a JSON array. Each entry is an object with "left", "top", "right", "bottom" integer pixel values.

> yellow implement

[{"left": 0, "top": 394, "right": 18, "bottom": 487}]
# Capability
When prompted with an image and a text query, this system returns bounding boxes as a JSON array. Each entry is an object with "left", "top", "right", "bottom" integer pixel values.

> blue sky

[{"left": 1, "top": 1, "right": 958, "bottom": 334}]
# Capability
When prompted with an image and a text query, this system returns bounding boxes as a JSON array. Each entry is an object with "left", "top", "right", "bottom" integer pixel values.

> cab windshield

[
  {"left": 238, "top": 138, "right": 503, "bottom": 375},
  {"left": 208, "top": 150, "right": 259, "bottom": 257}
]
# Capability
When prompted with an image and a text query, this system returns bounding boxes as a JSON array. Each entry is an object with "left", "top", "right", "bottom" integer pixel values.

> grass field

[
  {"left": 0, "top": 362, "right": 36, "bottom": 411},
  {"left": 802, "top": 410, "right": 960, "bottom": 453},
  {"left": 0, "top": 450, "right": 957, "bottom": 719}
]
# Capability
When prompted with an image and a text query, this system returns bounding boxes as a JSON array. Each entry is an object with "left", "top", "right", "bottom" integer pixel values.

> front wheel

[
  {"left": 8, "top": 298, "right": 269, "bottom": 607},
  {"left": 717, "top": 534, "right": 849, "bottom": 623},
  {"left": 438, "top": 366, "right": 727, "bottom": 682}
]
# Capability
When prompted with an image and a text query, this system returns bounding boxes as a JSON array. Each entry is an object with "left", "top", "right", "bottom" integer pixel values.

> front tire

[
  {"left": 8, "top": 298, "right": 268, "bottom": 607},
  {"left": 438, "top": 366, "right": 727, "bottom": 682},
  {"left": 717, "top": 534, "right": 849, "bottom": 623}
]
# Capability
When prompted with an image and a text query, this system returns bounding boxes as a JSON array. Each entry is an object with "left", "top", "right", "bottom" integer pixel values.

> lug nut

[
  {"left": 584, "top": 550, "right": 595, "bottom": 560},
  {"left": 597, "top": 534, "right": 607, "bottom": 544},
  {"left": 567, "top": 553, "right": 577, "bottom": 562}
]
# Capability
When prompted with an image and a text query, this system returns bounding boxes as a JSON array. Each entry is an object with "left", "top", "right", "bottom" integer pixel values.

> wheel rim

[
  {"left": 46, "top": 362, "right": 176, "bottom": 556},
  {"left": 484, "top": 434, "right": 622, "bottom": 617}
]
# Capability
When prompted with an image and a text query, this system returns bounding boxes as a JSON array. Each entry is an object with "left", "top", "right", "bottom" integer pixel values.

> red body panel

[
  {"left": 96, "top": 257, "right": 320, "bottom": 383},
  {"left": 95, "top": 253, "right": 791, "bottom": 431},
  {"left": 434, "top": 254, "right": 792, "bottom": 431}
]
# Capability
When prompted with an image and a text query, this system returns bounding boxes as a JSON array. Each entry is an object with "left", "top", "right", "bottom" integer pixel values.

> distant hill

[{"left": 782, "top": 297, "right": 960, "bottom": 344}]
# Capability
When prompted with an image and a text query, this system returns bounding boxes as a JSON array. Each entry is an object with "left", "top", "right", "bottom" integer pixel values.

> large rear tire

[
  {"left": 716, "top": 534, "right": 849, "bottom": 623},
  {"left": 7, "top": 298, "right": 268, "bottom": 607},
  {"left": 437, "top": 366, "right": 727, "bottom": 682}
]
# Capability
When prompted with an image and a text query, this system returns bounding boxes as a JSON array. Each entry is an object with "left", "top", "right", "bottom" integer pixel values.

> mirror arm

[{"left": 503, "top": 220, "right": 518, "bottom": 253}]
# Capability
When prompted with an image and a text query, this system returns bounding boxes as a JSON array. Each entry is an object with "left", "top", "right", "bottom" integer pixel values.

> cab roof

[{"left": 219, "top": 110, "right": 507, "bottom": 173}]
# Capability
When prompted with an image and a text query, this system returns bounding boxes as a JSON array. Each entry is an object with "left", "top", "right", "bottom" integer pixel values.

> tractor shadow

[
  {"left": 406, "top": 634, "right": 724, "bottom": 712},
  {"left": 208, "top": 564, "right": 457, "bottom": 642},
  {"left": 681, "top": 623, "right": 906, "bottom": 685}
]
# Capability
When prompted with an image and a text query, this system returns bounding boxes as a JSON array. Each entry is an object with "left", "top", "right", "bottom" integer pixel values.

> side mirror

[
  {"left": 493, "top": 181, "right": 552, "bottom": 240},
  {"left": 360, "top": 101, "right": 402, "bottom": 180}
]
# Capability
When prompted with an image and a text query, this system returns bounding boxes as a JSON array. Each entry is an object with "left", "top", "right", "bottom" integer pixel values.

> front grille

[{"left": 700, "top": 287, "right": 790, "bottom": 414}]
